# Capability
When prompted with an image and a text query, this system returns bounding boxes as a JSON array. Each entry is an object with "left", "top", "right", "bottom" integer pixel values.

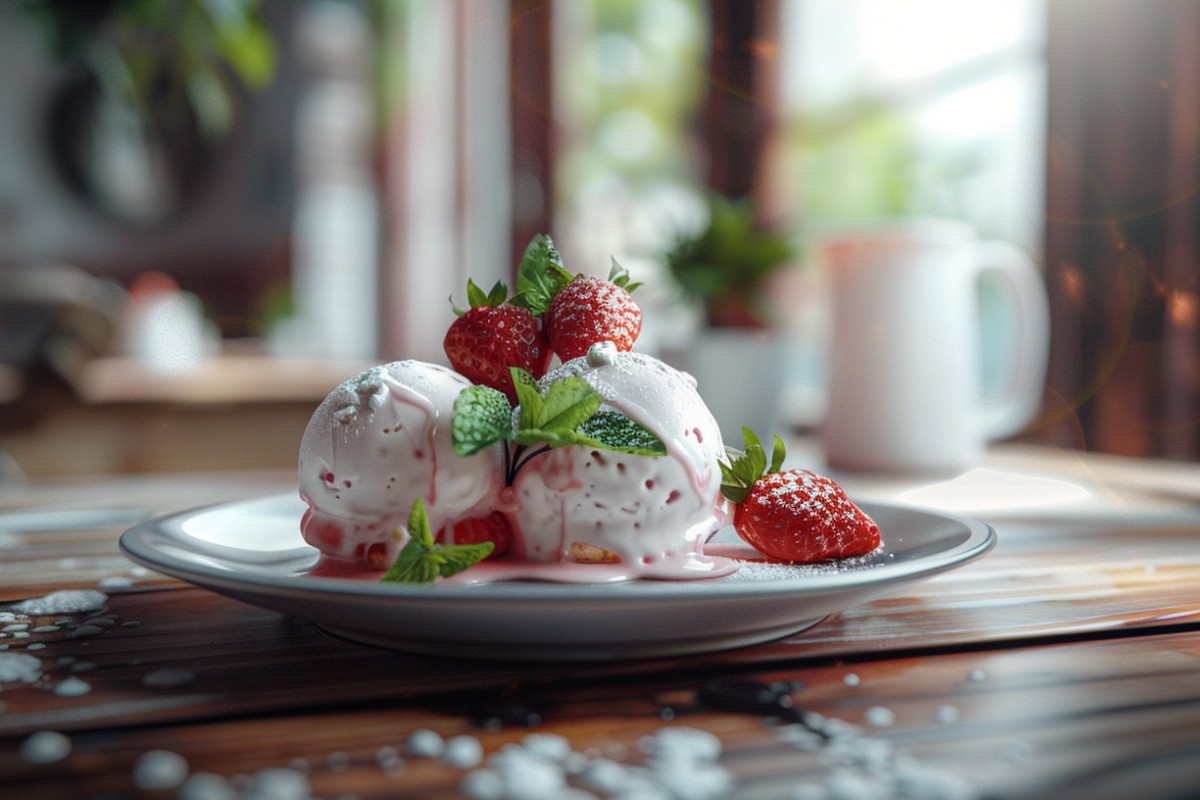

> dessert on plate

[{"left": 298, "top": 235, "right": 880, "bottom": 583}]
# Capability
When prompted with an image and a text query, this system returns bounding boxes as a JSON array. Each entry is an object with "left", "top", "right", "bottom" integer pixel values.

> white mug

[{"left": 820, "top": 219, "right": 1049, "bottom": 473}]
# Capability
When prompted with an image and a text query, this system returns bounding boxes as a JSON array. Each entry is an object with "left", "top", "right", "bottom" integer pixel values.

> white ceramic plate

[{"left": 119, "top": 494, "right": 995, "bottom": 660}]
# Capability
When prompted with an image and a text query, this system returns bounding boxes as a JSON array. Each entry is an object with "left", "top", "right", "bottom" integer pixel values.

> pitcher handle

[{"left": 974, "top": 241, "right": 1050, "bottom": 440}]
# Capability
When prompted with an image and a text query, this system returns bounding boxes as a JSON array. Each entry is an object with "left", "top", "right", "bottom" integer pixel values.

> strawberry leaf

[
  {"left": 451, "top": 385, "right": 513, "bottom": 456},
  {"left": 742, "top": 427, "right": 767, "bottom": 480},
  {"left": 510, "top": 234, "right": 573, "bottom": 316},
  {"left": 719, "top": 460, "right": 753, "bottom": 504},
  {"left": 608, "top": 257, "right": 642, "bottom": 293},
  {"left": 769, "top": 434, "right": 787, "bottom": 474},
  {"left": 466, "top": 278, "right": 489, "bottom": 308},
  {"left": 453, "top": 278, "right": 507, "bottom": 316},
  {"left": 381, "top": 499, "right": 494, "bottom": 584},
  {"left": 719, "top": 427, "right": 785, "bottom": 504}
]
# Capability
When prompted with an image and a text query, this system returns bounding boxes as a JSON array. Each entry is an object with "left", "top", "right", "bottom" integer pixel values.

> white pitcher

[{"left": 820, "top": 219, "right": 1049, "bottom": 473}]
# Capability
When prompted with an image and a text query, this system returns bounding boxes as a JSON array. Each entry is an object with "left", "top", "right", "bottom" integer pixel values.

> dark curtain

[
  {"left": 702, "top": 0, "right": 780, "bottom": 201},
  {"left": 508, "top": 0, "right": 555, "bottom": 276},
  {"left": 1042, "top": 0, "right": 1200, "bottom": 458}
]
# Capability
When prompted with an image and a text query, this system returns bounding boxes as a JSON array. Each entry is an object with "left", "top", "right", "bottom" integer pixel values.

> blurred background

[{"left": 0, "top": 0, "right": 1195, "bottom": 478}]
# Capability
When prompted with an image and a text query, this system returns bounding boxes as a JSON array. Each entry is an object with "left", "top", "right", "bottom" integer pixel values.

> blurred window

[
  {"left": 779, "top": 0, "right": 1047, "bottom": 256},
  {"left": 552, "top": 0, "right": 709, "bottom": 274}
]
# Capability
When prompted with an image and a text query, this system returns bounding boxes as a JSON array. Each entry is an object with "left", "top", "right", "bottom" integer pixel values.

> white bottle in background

[{"left": 284, "top": 1, "right": 379, "bottom": 361}]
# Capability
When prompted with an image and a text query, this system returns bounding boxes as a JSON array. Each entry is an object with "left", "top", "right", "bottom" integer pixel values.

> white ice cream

[
  {"left": 298, "top": 360, "right": 502, "bottom": 565},
  {"left": 508, "top": 347, "right": 730, "bottom": 575},
  {"left": 299, "top": 350, "right": 731, "bottom": 580}
]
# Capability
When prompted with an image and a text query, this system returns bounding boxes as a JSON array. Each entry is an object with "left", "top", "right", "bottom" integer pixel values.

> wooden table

[{"left": 2, "top": 444, "right": 1200, "bottom": 799}]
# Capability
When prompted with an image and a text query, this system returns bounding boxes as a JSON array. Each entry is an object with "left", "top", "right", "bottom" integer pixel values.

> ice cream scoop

[
  {"left": 299, "top": 360, "right": 502, "bottom": 566},
  {"left": 507, "top": 345, "right": 731, "bottom": 577}
]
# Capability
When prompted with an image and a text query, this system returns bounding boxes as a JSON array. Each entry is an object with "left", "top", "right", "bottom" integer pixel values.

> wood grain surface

[{"left": 2, "top": 453, "right": 1200, "bottom": 799}]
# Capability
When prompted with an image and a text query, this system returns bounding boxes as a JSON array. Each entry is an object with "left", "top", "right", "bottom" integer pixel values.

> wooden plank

[{"left": 3, "top": 631, "right": 1199, "bottom": 799}]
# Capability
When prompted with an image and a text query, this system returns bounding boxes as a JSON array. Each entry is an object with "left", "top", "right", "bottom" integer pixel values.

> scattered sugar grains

[
  {"left": 247, "top": 767, "right": 313, "bottom": 800},
  {"left": 781, "top": 711, "right": 978, "bottom": 800},
  {"left": 460, "top": 726, "right": 732, "bottom": 800},
  {"left": 444, "top": 735, "right": 485, "bottom": 769},
  {"left": 864, "top": 706, "right": 896, "bottom": 728},
  {"left": 21, "top": 731, "right": 72, "bottom": 764},
  {"left": 0, "top": 652, "right": 42, "bottom": 683},
  {"left": 406, "top": 727, "right": 445, "bottom": 758},
  {"left": 53, "top": 676, "right": 92, "bottom": 697},
  {"left": 132, "top": 749, "right": 190, "bottom": 791},
  {"left": 176, "top": 772, "right": 237, "bottom": 800},
  {"left": 12, "top": 590, "right": 107, "bottom": 615},
  {"left": 97, "top": 575, "right": 134, "bottom": 592},
  {"left": 189, "top": 767, "right": 310, "bottom": 800}
]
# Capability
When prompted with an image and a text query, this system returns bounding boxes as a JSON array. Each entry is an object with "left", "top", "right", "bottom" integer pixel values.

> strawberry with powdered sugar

[{"left": 720, "top": 429, "right": 880, "bottom": 563}]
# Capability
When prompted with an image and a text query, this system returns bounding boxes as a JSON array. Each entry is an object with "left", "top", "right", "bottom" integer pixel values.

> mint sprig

[
  {"left": 450, "top": 366, "right": 667, "bottom": 484},
  {"left": 380, "top": 499, "right": 494, "bottom": 584},
  {"left": 509, "top": 234, "right": 573, "bottom": 316},
  {"left": 578, "top": 411, "right": 666, "bottom": 455},
  {"left": 451, "top": 384, "right": 512, "bottom": 456},
  {"left": 511, "top": 368, "right": 603, "bottom": 448},
  {"left": 719, "top": 427, "right": 786, "bottom": 503}
]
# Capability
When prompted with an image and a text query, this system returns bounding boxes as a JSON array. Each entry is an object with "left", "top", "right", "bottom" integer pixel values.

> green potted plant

[{"left": 665, "top": 192, "right": 795, "bottom": 329}]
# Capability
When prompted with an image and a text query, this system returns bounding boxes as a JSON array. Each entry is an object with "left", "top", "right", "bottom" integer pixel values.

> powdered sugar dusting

[{"left": 719, "top": 547, "right": 886, "bottom": 582}]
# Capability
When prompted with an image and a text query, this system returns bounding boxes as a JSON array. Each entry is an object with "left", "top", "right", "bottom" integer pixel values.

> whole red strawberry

[
  {"left": 444, "top": 279, "right": 552, "bottom": 403},
  {"left": 545, "top": 269, "right": 642, "bottom": 362},
  {"left": 721, "top": 429, "right": 880, "bottom": 563},
  {"left": 438, "top": 512, "right": 511, "bottom": 559}
]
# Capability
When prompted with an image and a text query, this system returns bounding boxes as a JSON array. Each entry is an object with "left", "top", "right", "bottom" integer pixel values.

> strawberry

[
  {"left": 438, "top": 512, "right": 511, "bottom": 559},
  {"left": 444, "top": 279, "right": 552, "bottom": 403},
  {"left": 721, "top": 429, "right": 880, "bottom": 563},
  {"left": 544, "top": 266, "right": 642, "bottom": 362}
]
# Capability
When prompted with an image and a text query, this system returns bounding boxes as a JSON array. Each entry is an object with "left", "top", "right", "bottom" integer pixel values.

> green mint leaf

[
  {"left": 406, "top": 498, "right": 434, "bottom": 549},
  {"left": 381, "top": 540, "right": 440, "bottom": 584},
  {"left": 513, "top": 427, "right": 595, "bottom": 449},
  {"left": 510, "top": 367, "right": 543, "bottom": 431},
  {"left": 578, "top": 411, "right": 666, "bottom": 455},
  {"left": 511, "top": 234, "right": 573, "bottom": 316},
  {"left": 436, "top": 541, "right": 495, "bottom": 577},
  {"left": 452, "top": 385, "right": 513, "bottom": 456},
  {"left": 381, "top": 499, "right": 494, "bottom": 583},
  {"left": 537, "top": 377, "right": 603, "bottom": 433}
]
